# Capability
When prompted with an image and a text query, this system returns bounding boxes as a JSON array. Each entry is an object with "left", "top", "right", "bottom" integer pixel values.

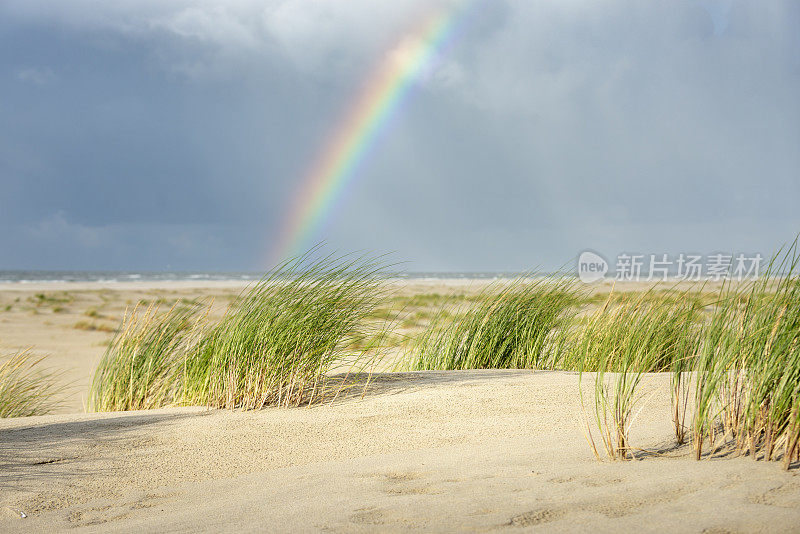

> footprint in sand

[
  {"left": 584, "top": 483, "right": 700, "bottom": 518},
  {"left": 363, "top": 470, "right": 443, "bottom": 497},
  {"left": 508, "top": 508, "right": 567, "bottom": 527},
  {"left": 749, "top": 481, "right": 800, "bottom": 508},
  {"left": 348, "top": 506, "right": 416, "bottom": 527},
  {"left": 67, "top": 492, "right": 180, "bottom": 527},
  {"left": 700, "top": 528, "right": 743, "bottom": 534}
]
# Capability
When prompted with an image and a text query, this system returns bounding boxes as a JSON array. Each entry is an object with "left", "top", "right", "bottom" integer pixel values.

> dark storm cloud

[{"left": 1, "top": 0, "right": 798, "bottom": 270}]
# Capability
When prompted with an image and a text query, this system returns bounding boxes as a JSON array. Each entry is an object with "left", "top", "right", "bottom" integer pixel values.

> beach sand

[
  {"left": 1, "top": 280, "right": 797, "bottom": 532},
  {"left": 2, "top": 370, "right": 799, "bottom": 532}
]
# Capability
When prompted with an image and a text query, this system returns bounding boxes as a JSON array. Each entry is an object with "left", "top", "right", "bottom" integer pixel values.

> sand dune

[
  {"left": 1, "top": 280, "right": 797, "bottom": 532},
  {"left": 0, "top": 279, "right": 727, "bottom": 413},
  {"left": 0, "top": 279, "right": 496, "bottom": 411},
  {"left": 2, "top": 370, "right": 799, "bottom": 532}
]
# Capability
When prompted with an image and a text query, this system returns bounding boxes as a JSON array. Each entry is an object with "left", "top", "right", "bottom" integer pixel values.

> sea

[{"left": 0, "top": 271, "right": 526, "bottom": 284}]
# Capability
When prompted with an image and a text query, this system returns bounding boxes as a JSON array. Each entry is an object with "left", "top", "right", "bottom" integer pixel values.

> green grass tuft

[
  {"left": 182, "top": 253, "right": 391, "bottom": 409},
  {"left": 411, "top": 276, "right": 582, "bottom": 371},
  {"left": 89, "top": 252, "right": 393, "bottom": 411},
  {"left": 692, "top": 243, "right": 800, "bottom": 465},
  {"left": 89, "top": 303, "right": 204, "bottom": 411},
  {"left": 0, "top": 350, "right": 64, "bottom": 417},
  {"left": 569, "top": 288, "right": 701, "bottom": 460}
]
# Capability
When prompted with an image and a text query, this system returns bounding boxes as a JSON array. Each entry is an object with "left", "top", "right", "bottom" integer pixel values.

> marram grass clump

[
  {"left": 89, "top": 253, "right": 392, "bottom": 412},
  {"left": 571, "top": 240, "right": 800, "bottom": 467},
  {"left": 89, "top": 302, "right": 206, "bottom": 411},
  {"left": 181, "top": 254, "right": 391, "bottom": 409},
  {"left": 0, "top": 350, "right": 64, "bottom": 417},
  {"left": 691, "top": 245, "right": 800, "bottom": 467},
  {"left": 570, "top": 289, "right": 702, "bottom": 460},
  {"left": 411, "top": 276, "right": 582, "bottom": 371}
]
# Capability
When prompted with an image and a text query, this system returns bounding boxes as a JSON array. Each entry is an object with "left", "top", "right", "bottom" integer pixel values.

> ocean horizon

[{"left": 0, "top": 270, "right": 532, "bottom": 284}]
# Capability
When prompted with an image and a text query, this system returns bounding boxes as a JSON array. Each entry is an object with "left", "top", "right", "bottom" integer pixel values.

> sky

[{"left": 1, "top": 0, "right": 798, "bottom": 272}]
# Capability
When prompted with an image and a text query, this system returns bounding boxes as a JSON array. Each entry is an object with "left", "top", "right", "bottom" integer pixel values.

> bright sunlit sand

[
  {"left": 2, "top": 368, "right": 799, "bottom": 532},
  {"left": 1, "top": 277, "right": 799, "bottom": 532}
]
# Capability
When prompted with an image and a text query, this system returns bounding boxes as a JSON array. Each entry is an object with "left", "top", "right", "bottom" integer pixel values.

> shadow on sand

[{"left": 314, "top": 368, "right": 541, "bottom": 403}]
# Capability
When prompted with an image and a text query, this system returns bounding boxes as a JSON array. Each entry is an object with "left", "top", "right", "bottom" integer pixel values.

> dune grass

[
  {"left": 402, "top": 251, "right": 796, "bottom": 467},
  {"left": 410, "top": 276, "right": 582, "bottom": 371},
  {"left": 181, "top": 253, "right": 392, "bottom": 409},
  {"left": 83, "top": 242, "right": 800, "bottom": 468},
  {"left": 89, "top": 302, "right": 206, "bottom": 411},
  {"left": 89, "top": 253, "right": 392, "bottom": 412},
  {"left": 691, "top": 246, "right": 800, "bottom": 465},
  {"left": 570, "top": 241, "right": 799, "bottom": 466},
  {"left": 0, "top": 350, "right": 64, "bottom": 417},
  {"left": 570, "top": 289, "right": 702, "bottom": 459}
]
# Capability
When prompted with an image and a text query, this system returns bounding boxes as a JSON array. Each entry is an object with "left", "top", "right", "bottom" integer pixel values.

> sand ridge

[
  {"left": 0, "top": 279, "right": 729, "bottom": 413},
  {"left": 1, "top": 280, "right": 798, "bottom": 532},
  {"left": 1, "top": 370, "right": 799, "bottom": 532}
]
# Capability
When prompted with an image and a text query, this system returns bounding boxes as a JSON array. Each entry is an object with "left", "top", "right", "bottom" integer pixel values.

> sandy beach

[
  {"left": 2, "top": 370, "right": 799, "bottom": 532},
  {"left": 1, "top": 280, "right": 798, "bottom": 532}
]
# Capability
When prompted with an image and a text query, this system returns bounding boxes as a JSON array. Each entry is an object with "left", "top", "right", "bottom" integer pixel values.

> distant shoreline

[
  {"left": 0, "top": 276, "right": 754, "bottom": 293},
  {"left": 0, "top": 270, "right": 535, "bottom": 285}
]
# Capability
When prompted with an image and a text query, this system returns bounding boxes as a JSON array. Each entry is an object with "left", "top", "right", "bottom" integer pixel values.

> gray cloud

[
  {"left": 0, "top": 0, "right": 798, "bottom": 270},
  {"left": 16, "top": 66, "right": 57, "bottom": 85}
]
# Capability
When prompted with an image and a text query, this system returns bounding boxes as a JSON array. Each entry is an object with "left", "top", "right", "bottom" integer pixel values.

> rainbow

[{"left": 272, "top": 1, "right": 476, "bottom": 263}]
